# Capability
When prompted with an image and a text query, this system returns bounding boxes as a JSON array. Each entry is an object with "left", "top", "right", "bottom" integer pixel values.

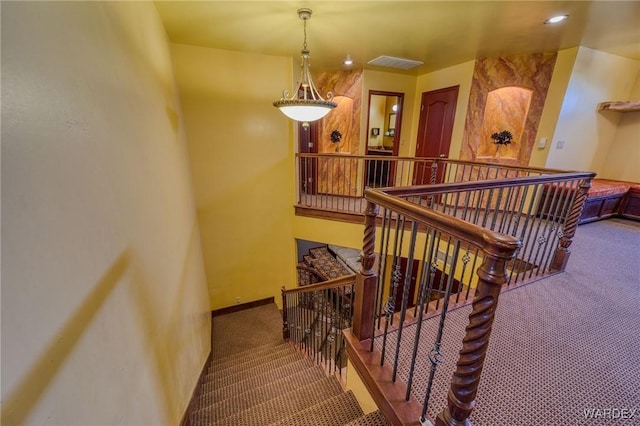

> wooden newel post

[
  {"left": 436, "top": 236, "right": 520, "bottom": 426},
  {"left": 352, "top": 201, "right": 379, "bottom": 342},
  {"left": 550, "top": 178, "right": 592, "bottom": 272},
  {"left": 281, "top": 286, "right": 290, "bottom": 341}
]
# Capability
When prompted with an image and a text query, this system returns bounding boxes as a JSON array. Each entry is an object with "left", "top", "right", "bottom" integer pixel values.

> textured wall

[
  {"left": 316, "top": 71, "right": 363, "bottom": 196},
  {"left": 461, "top": 53, "right": 557, "bottom": 167},
  {"left": 1, "top": 2, "right": 211, "bottom": 424},
  {"left": 477, "top": 86, "right": 533, "bottom": 159}
]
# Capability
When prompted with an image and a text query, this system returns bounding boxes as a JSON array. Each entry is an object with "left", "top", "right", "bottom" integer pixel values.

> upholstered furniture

[
  {"left": 538, "top": 179, "right": 640, "bottom": 224},
  {"left": 580, "top": 179, "right": 640, "bottom": 223}
]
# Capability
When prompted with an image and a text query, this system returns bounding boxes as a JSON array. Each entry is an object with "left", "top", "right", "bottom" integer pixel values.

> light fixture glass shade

[
  {"left": 276, "top": 102, "right": 336, "bottom": 122},
  {"left": 273, "top": 9, "right": 337, "bottom": 123}
]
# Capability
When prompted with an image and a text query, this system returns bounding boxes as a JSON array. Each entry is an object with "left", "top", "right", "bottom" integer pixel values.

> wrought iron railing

[
  {"left": 346, "top": 169, "right": 594, "bottom": 425},
  {"left": 281, "top": 275, "right": 356, "bottom": 375}
]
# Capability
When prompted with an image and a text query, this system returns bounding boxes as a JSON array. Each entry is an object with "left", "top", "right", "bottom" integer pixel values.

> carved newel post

[
  {"left": 352, "top": 200, "right": 379, "bottom": 342},
  {"left": 281, "top": 286, "right": 290, "bottom": 340},
  {"left": 435, "top": 235, "right": 520, "bottom": 426},
  {"left": 550, "top": 179, "right": 592, "bottom": 271}
]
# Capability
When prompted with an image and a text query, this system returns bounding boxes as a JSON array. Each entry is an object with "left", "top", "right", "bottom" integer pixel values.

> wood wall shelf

[{"left": 597, "top": 101, "right": 640, "bottom": 112}]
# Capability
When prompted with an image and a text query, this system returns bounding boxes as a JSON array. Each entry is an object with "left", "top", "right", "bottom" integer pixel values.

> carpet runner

[{"left": 188, "top": 304, "right": 389, "bottom": 426}]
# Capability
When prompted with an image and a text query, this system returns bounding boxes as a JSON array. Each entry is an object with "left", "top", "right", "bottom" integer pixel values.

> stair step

[
  {"left": 270, "top": 390, "right": 364, "bottom": 426},
  {"left": 198, "top": 365, "right": 328, "bottom": 421},
  {"left": 344, "top": 410, "right": 391, "bottom": 426},
  {"left": 198, "top": 357, "right": 315, "bottom": 404},
  {"left": 209, "top": 351, "right": 305, "bottom": 388},
  {"left": 212, "top": 341, "right": 288, "bottom": 368},
  {"left": 193, "top": 376, "right": 344, "bottom": 426},
  {"left": 209, "top": 344, "right": 295, "bottom": 378}
]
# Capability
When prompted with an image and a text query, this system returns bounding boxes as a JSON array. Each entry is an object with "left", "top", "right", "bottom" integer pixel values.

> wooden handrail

[
  {"left": 296, "top": 152, "right": 590, "bottom": 175},
  {"left": 364, "top": 189, "right": 521, "bottom": 257},
  {"left": 282, "top": 274, "right": 356, "bottom": 295},
  {"left": 383, "top": 172, "right": 595, "bottom": 197}
]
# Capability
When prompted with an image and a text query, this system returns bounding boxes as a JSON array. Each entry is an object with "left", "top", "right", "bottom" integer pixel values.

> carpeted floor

[
  {"left": 376, "top": 218, "right": 640, "bottom": 425},
  {"left": 194, "top": 304, "right": 390, "bottom": 426},
  {"left": 211, "top": 304, "right": 284, "bottom": 359}
]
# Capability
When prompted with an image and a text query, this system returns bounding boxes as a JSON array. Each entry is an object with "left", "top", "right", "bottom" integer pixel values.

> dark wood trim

[
  {"left": 384, "top": 172, "right": 595, "bottom": 198},
  {"left": 295, "top": 205, "right": 365, "bottom": 224},
  {"left": 365, "top": 189, "right": 521, "bottom": 257},
  {"left": 296, "top": 152, "right": 590, "bottom": 175},
  {"left": 211, "top": 296, "right": 275, "bottom": 318},
  {"left": 283, "top": 274, "right": 356, "bottom": 294},
  {"left": 344, "top": 330, "right": 423, "bottom": 426}
]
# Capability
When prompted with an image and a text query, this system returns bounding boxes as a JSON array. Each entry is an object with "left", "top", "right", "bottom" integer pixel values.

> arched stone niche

[
  {"left": 460, "top": 53, "right": 557, "bottom": 167},
  {"left": 477, "top": 86, "right": 533, "bottom": 160}
]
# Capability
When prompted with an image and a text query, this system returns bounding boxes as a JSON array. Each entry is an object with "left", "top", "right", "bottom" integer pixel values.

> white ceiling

[{"left": 155, "top": 1, "right": 640, "bottom": 75}]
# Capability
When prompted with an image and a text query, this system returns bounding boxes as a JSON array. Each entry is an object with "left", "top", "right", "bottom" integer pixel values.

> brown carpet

[
  {"left": 211, "top": 304, "right": 284, "bottom": 359},
  {"left": 375, "top": 218, "right": 640, "bottom": 425},
  {"left": 191, "top": 304, "right": 390, "bottom": 426}
]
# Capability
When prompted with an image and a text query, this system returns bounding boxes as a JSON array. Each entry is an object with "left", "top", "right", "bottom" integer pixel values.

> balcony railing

[
  {"left": 295, "top": 153, "right": 582, "bottom": 220},
  {"left": 341, "top": 167, "right": 594, "bottom": 425},
  {"left": 281, "top": 275, "right": 356, "bottom": 375}
]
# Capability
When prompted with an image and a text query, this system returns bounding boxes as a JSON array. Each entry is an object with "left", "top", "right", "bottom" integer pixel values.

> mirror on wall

[
  {"left": 366, "top": 91, "right": 404, "bottom": 156},
  {"left": 365, "top": 91, "right": 404, "bottom": 188}
]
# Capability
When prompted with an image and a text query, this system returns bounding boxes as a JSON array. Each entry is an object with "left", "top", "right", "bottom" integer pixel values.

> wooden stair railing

[
  {"left": 345, "top": 165, "right": 598, "bottom": 426},
  {"left": 282, "top": 275, "right": 356, "bottom": 374},
  {"left": 292, "top": 162, "right": 595, "bottom": 425},
  {"left": 349, "top": 194, "right": 521, "bottom": 426}
]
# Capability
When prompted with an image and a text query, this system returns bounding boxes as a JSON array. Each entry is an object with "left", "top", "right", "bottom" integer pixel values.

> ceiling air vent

[{"left": 367, "top": 55, "right": 424, "bottom": 70}]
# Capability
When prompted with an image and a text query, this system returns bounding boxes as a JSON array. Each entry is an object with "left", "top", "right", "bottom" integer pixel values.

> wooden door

[
  {"left": 298, "top": 122, "right": 318, "bottom": 194},
  {"left": 413, "top": 86, "right": 459, "bottom": 185}
]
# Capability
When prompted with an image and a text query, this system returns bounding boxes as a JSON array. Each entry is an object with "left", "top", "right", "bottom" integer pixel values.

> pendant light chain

[
  {"left": 303, "top": 18, "right": 308, "bottom": 51},
  {"left": 272, "top": 8, "right": 337, "bottom": 123}
]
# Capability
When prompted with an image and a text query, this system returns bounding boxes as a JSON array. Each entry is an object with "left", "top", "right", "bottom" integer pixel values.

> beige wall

[
  {"left": 530, "top": 48, "right": 579, "bottom": 168},
  {"left": 600, "top": 70, "right": 640, "bottom": 181},
  {"left": 368, "top": 95, "right": 386, "bottom": 147},
  {"left": 170, "top": 43, "right": 297, "bottom": 310},
  {"left": 413, "top": 61, "right": 476, "bottom": 160},
  {"left": 1, "top": 2, "right": 211, "bottom": 425},
  {"left": 545, "top": 47, "right": 640, "bottom": 174}
]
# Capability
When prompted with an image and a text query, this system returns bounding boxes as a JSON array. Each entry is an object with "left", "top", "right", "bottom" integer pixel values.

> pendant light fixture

[{"left": 273, "top": 8, "right": 336, "bottom": 124}]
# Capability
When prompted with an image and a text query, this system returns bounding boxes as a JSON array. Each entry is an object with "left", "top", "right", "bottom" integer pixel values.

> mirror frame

[{"left": 366, "top": 90, "right": 404, "bottom": 156}]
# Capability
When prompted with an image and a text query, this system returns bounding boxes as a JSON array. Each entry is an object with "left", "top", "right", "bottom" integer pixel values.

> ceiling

[{"left": 155, "top": 1, "right": 640, "bottom": 75}]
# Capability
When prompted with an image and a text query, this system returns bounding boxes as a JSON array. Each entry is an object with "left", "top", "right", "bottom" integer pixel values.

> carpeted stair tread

[
  {"left": 343, "top": 410, "right": 391, "bottom": 426},
  {"left": 212, "top": 341, "right": 288, "bottom": 368},
  {"left": 198, "top": 357, "right": 316, "bottom": 403},
  {"left": 194, "top": 376, "right": 344, "bottom": 426},
  {"left": 198, "top": 364, "right": 328, "bottom": 422},
  {"left": 270, "top": 390, "right": 364, "bottom": 426},
  {"left": 209, "top": 344, "right": 296, "bottom": 378},
  {"left": 209, "top": 351, "right": 306, "bottom": 387}
]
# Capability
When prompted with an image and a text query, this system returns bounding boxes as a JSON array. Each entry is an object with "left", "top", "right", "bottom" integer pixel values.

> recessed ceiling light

[
  {"left": 545, "top": 14, "right": 568, "bottom": 24},
  {"left": 344, "top": 54, "right": 353, "bottom": 66}
]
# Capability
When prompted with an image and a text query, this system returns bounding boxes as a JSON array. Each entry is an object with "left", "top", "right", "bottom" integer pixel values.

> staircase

[{"left": 187, "top": 303, "right": 389, "bottom": 426}]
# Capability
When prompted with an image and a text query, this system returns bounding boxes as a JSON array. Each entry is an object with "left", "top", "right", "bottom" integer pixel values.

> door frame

[{"left": 413, "top": 85, "right": 459, "bottom": 186}]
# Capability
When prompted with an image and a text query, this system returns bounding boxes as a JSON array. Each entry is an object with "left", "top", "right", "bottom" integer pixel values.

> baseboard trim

[
  {"left": 211, "top": 296, "right": 275, "bottom": 317},
  {"left": 179, "top": 345, "right": 212, "bottom": 426}
]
